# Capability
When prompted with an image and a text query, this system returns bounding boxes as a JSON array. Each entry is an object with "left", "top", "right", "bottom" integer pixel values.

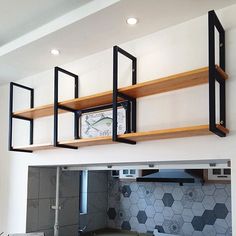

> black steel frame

[
  {"left": 208, "top": 10, "right": 226, "bottom": 137},
  {"left": 9, "top": 82, "right": 34, "bottom": 152},
  {"left": 113, "top": 46, "right": 137, "bottom": 144},
  {"left": 54, "top": 67, "right": 79, "bottom": 149}
]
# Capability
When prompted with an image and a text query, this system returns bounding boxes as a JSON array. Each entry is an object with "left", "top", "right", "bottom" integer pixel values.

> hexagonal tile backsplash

[{"left": 107, "top": 178, "right": 232, "bottom": 236}]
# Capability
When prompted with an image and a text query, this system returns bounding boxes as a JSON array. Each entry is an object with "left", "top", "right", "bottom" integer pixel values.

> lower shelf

[{"left": 14, "top": 124, "right": 229, "bottom": 151}]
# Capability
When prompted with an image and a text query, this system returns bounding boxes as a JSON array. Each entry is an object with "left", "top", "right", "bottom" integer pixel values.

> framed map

[{"left": 80, "top": 108, "right": 126, "bottom": 138}]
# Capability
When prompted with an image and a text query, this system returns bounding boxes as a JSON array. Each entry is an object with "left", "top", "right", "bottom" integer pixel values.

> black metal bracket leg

[
  {"left": 54, "top": 67, "right": 79, "bottom": 149},
  {"left": 113, "top": 46, "right": 137, "bottom": 144},
  {"left": 9, "top": 82, "right": 34, "bottom": 152},
  {"left": 208, "top": 10, "right": 227, "bottom": 137}
]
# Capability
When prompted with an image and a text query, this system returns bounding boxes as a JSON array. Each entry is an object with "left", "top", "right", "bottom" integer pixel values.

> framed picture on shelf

[{"left": 80, "top": 108, "right": 126, "bottom": 138}]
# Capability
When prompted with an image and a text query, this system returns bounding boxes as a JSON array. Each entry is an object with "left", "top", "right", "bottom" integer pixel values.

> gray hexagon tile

[
  {"left": 163, "top": 207, "right": 174, "bottom": 220},
  {"left": 225, "top": 212, "right": 231, "bottom": 227},
  {"left": 168, "top": 220, "right": 182, "bottom": 235},
  {"left": 226, "top": 227, "right": 232, "bottom": 236},
  {"left": 144, "top": 183, "right": 155, "bottom": 194},
  {"left": 214, "top": 219, "right": 228, "bottom": 234},
  {"left": 118, "top": 209, "right": 131, "bottom": 221},
  {"left": 137, "top": 224, "right": 147, "bottom": 233},
  {"left": 162, "top": 218, "right": 182, "bottom": 235},
  {"left": 162, "top": 220, "right": 172, "bottom": 234},
  {"left": 192, "top": 231, "right": 204, "bottom": 236},
  {"left": 162, "top": 193, "right": 174, "bottom": 207},
  {"left": 137, "top": 186, "right": 146, "bottom": 198},
  {"left": 194, "top": 187, "right": 204, "bottom": 202},
  {"left": 129, "top": 216, "right": 139, "bottom": 229},
  {"left": 182, "top": 208, "right": 194, "bottom": 223},
  {"left": 145, "top": 218, "right": 155, "bottom": 231},
  {"left": 182, "top": 222, "right": 194, "bottom": 236},
  {"left": 172, "top": 200, "right": 184, "bottom": 214},
  {"left": 203, "top": 225, "right": 216, "bottom": 236},
  {"left": 202, "top": 195, "right": 215, "bottom": 210},
  {"left": 225, "top": 197, "right": 231, "bottom": 212},
  {"left": 154, "top": 212, "right": 164, "bottom": 225},
  {"left": 130, "top": 182, "right": 139, "bottom": 192},
  {"left": 154, "top": 187, "right": 164, "bottom": 200},
  {"left": 122, "top": 185, "right": 131, "bottom": 198},
  {"left": 225, "top": 184, "right": 231, "bottom": 196},
  {"left": 130, "top": 204, "right": 139, "bottom": 217},
  {"left": 172, "top": 187, "right": 184, "bottom": 200},
  {"left": 154, "top": 199, "right": 164, "bottom": 213},
  {"left": 192, "top": 202, "right": 205, "bottom": 216},
  {"left": 145, "top": 205, "right": 155, "bottom": 218},
  {"left": 145, "top": 193, "right": 156, "bottom": 206},
  {"left": 137, "top": 210, "right": 147, "bottom": 224},
  {"left": 120, "top": 197, "right": 131, "bottom": 210},
  {"left": 130, "top": 192, "right": 139, "bottom": 204},
  {"left": 172, "top": 215, "right": 184, "bottom": 227},
  {"left": 202, "top": 184, "right": 216, "bottom": 196},
  {"left": 138, "top": 198, "right": 147, "bottom": 210},
  {"left": 213, "top": 188, "right": 228, "bottom": 203}
]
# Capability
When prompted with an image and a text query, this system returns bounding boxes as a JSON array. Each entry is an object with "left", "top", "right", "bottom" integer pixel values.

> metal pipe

[{"left": 54, "top": 167, "right": 60, "bottom": 236}]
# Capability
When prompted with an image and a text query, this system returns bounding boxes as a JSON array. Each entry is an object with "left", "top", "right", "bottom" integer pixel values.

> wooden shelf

[
  {"left": 14, "top": 124, "right": 229, "bottom": 151},
  {"left": 13, "top": 66, "right": 228, "bottom": 119}
]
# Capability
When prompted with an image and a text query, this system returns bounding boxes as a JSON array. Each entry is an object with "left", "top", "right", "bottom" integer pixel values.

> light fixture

[
  {"left": 50, "top": 49, "right": 60, "bottom": 55},
  {"left": 126, "top": 17, "right": 138, "bottom": 25}
]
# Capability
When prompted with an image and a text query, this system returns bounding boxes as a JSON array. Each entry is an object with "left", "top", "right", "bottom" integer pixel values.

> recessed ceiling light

[
  {"left": 126, "top": 17, "right": 138, "bottom": 25},
  {"left": 50, "top": 49, "right": 60, "bottom": 55}
]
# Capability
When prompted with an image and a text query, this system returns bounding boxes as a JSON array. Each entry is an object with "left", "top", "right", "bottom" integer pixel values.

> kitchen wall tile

[
  {"left": 107, "top": 177, "right": 232, "bottom": 235},
  {"left": 59, "top": 197, "right": 79, "bottom": 226},
  {"left": 26, "top": 199, "right": 39, "bottom": 232},
  {"left": 59, "top": 224, "right": 78, "bottom": 236},
  {"left": 39, "top": 168, "right": 56, "bottom": 199},
  {"left": 38, "top": 198, "right": 54, "bottom": 230},
  {"left": 88, "top": 171, "right": 108, "bottom": 193},
  {"left": 88, "top": 192, "right": 107, "bottom": 214},
  {"left": 60, "top": 171, "right": 79, "bottom": 197},
  {"left": 28, "top": 168, "right": 40, "bottom": 200}
]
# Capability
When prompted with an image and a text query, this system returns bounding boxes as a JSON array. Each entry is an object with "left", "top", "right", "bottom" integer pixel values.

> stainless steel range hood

[{"left": 136, "top": 169, "right": 203, "bottom": 185}]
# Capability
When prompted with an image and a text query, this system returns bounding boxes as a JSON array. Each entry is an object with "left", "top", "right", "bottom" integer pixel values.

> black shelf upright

[
  {"left": 112, "top": 46, "right": 137, "bottom": 144},
  {"left": 208, "top": 10, "right": 226, "bottom": 137},
  {"left": 9, "top": 82, "right": 34, "bottom": 153},
  {"left": 54, "top": 67, "right": 79, "bottom": 149}
]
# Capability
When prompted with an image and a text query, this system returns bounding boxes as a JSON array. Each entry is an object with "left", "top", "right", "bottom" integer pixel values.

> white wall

[{"left": 0, "top": 4, "right": 236, "bottom": 234}]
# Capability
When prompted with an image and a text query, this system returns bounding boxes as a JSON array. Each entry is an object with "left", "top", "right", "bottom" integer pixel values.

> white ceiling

[
  {"left": 0, "top": 0, "right": 92, "bottom": 45},
  {"left": 0, "top": 0, "right": 236, "bottom": 84}
]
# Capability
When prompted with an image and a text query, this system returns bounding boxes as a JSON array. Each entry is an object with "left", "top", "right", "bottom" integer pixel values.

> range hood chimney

[{"left": 136, "top": 169, "right": 204, "bottom": 185}]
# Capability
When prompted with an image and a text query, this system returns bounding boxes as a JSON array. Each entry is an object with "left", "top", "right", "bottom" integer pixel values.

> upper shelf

[{"left": 13, "top": 65, "right": 228, "bottom": 119}]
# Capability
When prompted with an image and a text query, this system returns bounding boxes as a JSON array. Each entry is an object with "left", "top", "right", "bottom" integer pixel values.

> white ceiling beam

[{"left": 0, "top": 0, "right": 120, "bottom": 57}]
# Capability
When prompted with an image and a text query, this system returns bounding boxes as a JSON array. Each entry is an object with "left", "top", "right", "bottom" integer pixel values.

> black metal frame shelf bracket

[
  {"left": 54, "top": 67, "right": 79, "bottom": 149},
  {"left": 113, "top": 46, "right": 137, "bottom": 144},
  {"left": 9, "top": 82, "right": 34, "bottom": 152},
  {"left": 208, "top": 10, "right": 227, "bottom": 137}
]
